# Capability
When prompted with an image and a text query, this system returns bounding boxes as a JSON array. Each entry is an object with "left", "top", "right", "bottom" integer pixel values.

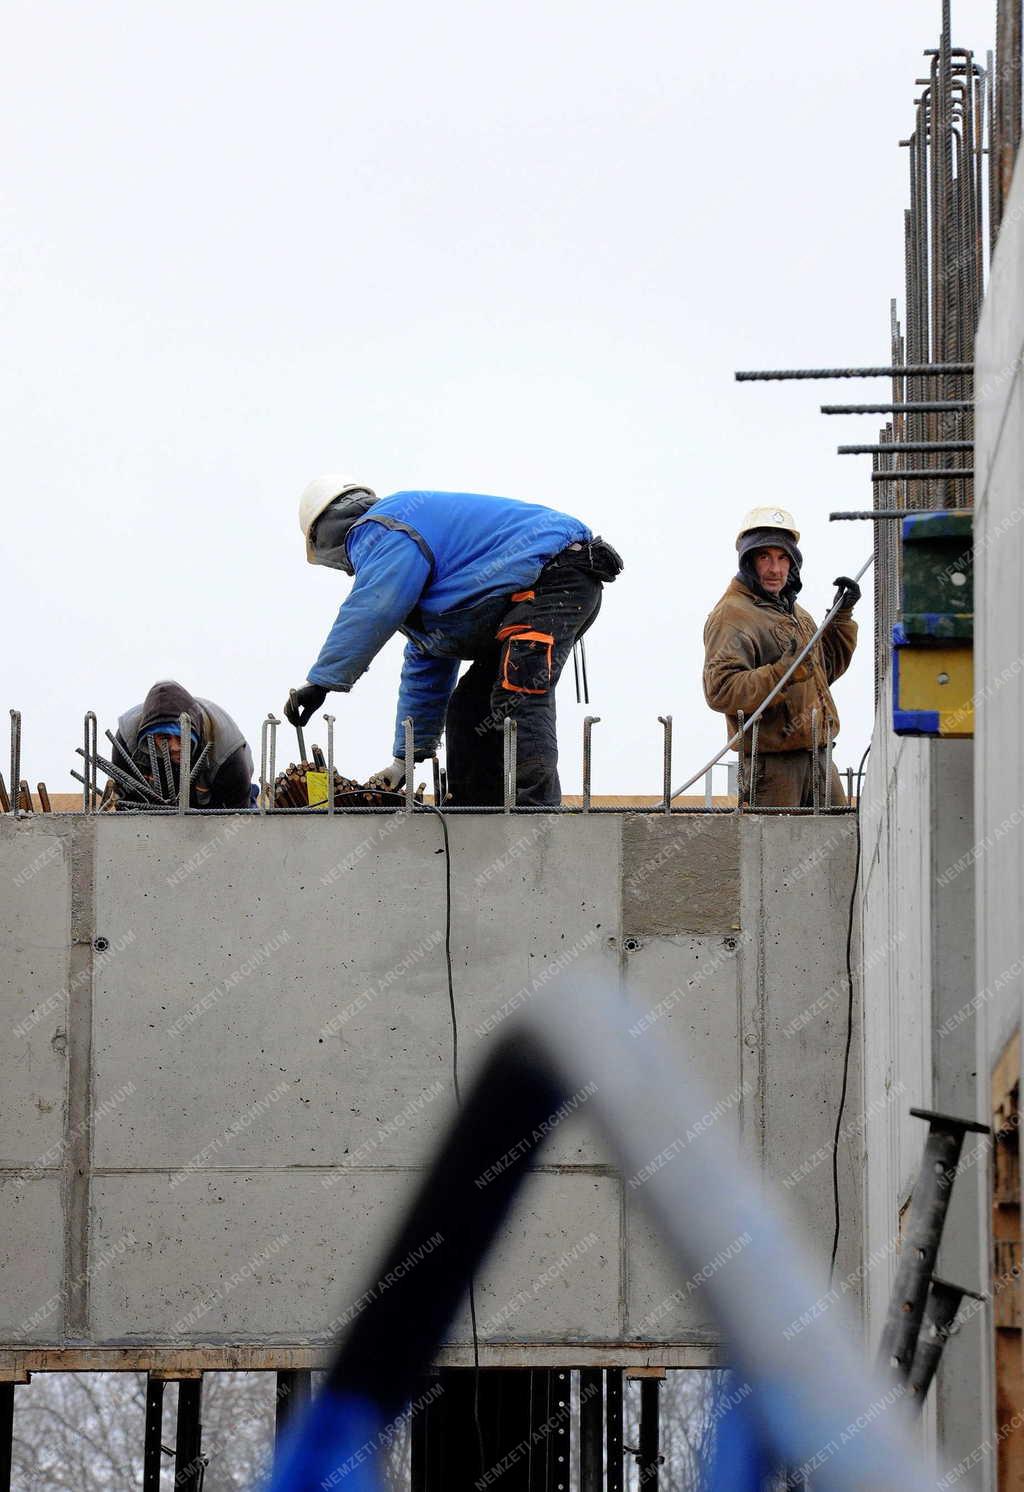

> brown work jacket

[{"left": 703, "top": 578, "right": 857, "bottom": 752}]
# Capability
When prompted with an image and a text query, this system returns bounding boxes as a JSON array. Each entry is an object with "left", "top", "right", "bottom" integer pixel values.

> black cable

[
  {"left": 361, "top": 788, "right": 484, "bottom": 1473},
  {"left": 829, "top": 744, "right": 871, "bottom": 1286}
]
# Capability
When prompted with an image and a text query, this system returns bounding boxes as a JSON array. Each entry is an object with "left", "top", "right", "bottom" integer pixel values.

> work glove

[
  {"left": 284, "top": 683, "right": 327, "bottom": 727},
  {"left": 832, "top": 575, "right": 862, "bottom": 611},
  {"left": 366, "top": 758, "right": 407, "bottom": 791}
]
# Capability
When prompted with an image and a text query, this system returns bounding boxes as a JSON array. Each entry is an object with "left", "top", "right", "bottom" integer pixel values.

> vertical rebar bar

[
  {"left": 431, "top": 756, "right": 442, "bottom": 807},
  {"left": 324, "top": 714, "right": 336, "bottom": 816},
  {"left": 811, "top": 709, "right": 820, "bottom": 815},
  {"left": 9, "top": 711, "right": 21, "bottom": 820},
  {"left": 825, "top": 731, "right": 834, "bottom": 809},
  {"left": 749, "top": 721, "right": 759, "bottom": 809},
  {"left": 404, "top": 718, "right": 415, "bottom": 814},
  {"left": 83, "top": 712, "right": 98, "bottom": 812},
  {"left": 178, "top": 714, "right": 192, "bottom": 813},
  {"left": 582, "top": 716, "right": 599, "bottom": 813},
  {"left": 704, "top": 768, "right": 713, "bottom": 810},
  {"left": 735, "top": 709, "right": 745, "bottom": 811},
  {"left": 658, "top": 715, "right": 672, "bottom": 813}
]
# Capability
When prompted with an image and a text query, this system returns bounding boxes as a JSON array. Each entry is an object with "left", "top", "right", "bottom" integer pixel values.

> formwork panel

[
  {"left": 0, "top": 1177, "right": 65, "bottom": 1343},
  {"left": 90, "top": 815, "right": 619, "bottom": 1171},
  {"left": 0, "top": 825, "right": 70, "bottom": 1160}
]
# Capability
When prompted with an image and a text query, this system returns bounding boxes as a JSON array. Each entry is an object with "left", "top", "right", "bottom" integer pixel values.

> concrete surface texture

[{"left": 0, "top": 809, "right": 859, "bottom": 1370}]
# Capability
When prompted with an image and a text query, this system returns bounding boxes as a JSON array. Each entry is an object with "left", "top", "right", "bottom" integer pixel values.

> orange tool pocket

[{"left": 498, "top": 628, "right": 556, "bottom": 694}]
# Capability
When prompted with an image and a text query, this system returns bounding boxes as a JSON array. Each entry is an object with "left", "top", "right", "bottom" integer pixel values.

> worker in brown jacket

[{"left": 703, "top": 507, "right": 860, "bottom": 807}]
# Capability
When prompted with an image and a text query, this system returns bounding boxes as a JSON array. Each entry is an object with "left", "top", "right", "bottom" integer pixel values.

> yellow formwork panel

[{"left": 896, "top": 645, "right": 974, "bottom": 737}]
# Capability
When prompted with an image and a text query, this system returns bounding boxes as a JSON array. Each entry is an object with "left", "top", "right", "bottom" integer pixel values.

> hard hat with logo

[
  {"left": 298, "top": 475, "right": 377, "bottom": 564},
  {"left": 736, "top": 506, "right": 800, "bottom": 544}
]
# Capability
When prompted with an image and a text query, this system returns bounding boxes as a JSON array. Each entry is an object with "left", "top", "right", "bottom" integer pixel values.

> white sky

[{"left": 2, "top": 0, "right": 993, "bottom": 798}]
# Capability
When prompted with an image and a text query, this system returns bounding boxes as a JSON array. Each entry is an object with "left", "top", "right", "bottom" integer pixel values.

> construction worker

[
  {"left": 703, "top": 508, "right": 859, "bottom": 808},
  {"left": 111, "top": 680, "right": 254, "bottom": 808},
  {"left": 284, "top": 478, "right": 622, "bottom": 806}
]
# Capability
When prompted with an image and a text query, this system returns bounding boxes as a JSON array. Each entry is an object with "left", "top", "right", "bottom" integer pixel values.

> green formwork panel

[{"left": 900, "top": 511, "right": 973, "bottom": 640}]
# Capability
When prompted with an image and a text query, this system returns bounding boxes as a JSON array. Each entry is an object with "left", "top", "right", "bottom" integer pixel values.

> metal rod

[
  {"left": 104, "top": 728, "right": 152, "bottom": 794},
  {"left": 260, "top": 716, "right": 274, "bottom": 813},
  {"left": 432, "top": 756, "right": 442, "bottom": 806},
  {"left": 0, "top": 772, "right": 9, "bottom": 814},
  {"left": 142, "top": 1376, "right": 165, "bottom": 1492},
  {"left": 404, "top": 718, "right": 415, "bottom": 813},
  {"left": 572, "top": 641, "right": 582, "bottom": 704},
  {"left": 671, "top": 552, "right": 874, "bottom": 800},
  {"left": 906, "top": 1277, "right": 984, "bottom": 1413},
  {"left": 877, "top": 1108, "right": 989, "bottom": 1384},
  {"left": 871, "top": 469, "right": 974, "bottom": 480},
  {"left": 735, "top": 710, "right": 745, "bottom": 811},
  {"left": 37, "top": 783, "right": 51, "bottom": 813},
  {"left": 268, "top": 714, "right": 279, "bottom": 812},
  {"left": 811, "top": 710, "right": 820, "bottom": 815},
  {"left": 10, "top": 711, "right": 21, "bottom": 819},
  {"left": 76, "top": 747, "right": 163, "bottom": 804},
  {"left": 84, "top": 712, "right": 98, "bottom": 812},
  {"left": 158, "top": 738, "right": 175, "bottom": 805},
  {"left": 736, "top": 364, "right": 972, "bottom": 380},
  {"left": 173, "top": 1377, "right": 204, "bottom": 1492},
  {"left": 178, "top": 713, "right": 192, "bottom": 814},
  {"left": 606, "top": 1367, "right": 624, "bottom": 1492},
  {"left": 704, "top": 768, "right": 713, "bottom": 809},
  {"left": 658, "top": 715, "right": 672, "bottom": 812},
  {"left": 582, "top": 716, "right": 599, "bottom": 812},
  {"left": 324, "top": 714, "right": 336, "bottom": 816},
  {"left": 289, "top": 690, "right": 307, "bottom": 764},
  {"left": 837, "top": 441, "right": 973, "bottom": 453},
  {"left": 830, "top": 509, "right": 974, "bottom": 520},
  {"left": 821, "top": 401, "right": 972, "bottom": 414},
  {"left": 638, "top": 1377, "right": 661, "bottom": 1491},
  {"left": 580, "top": 1368, "right": 603, "bottom": 1492},
  {"left": 17, "top": 782, "right": 31, "bottom": 814},
  {"left": 502, "top": 717, "right": 517, "bottom": 814},
  {"left": 749, "top": 721, "right": 759, "bottom": 808},
  {"left": 188, "top": 743, "right": 209, "bottom": 785},
  {"left": 825, "top": 731, "right": 834, "bottom": 809},
  {"left": 146, "top": 736, "right": 161, "bottom": 802}
]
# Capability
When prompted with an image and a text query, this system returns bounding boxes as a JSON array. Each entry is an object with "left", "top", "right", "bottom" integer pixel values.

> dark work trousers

[
  {"left": 444, "top": 559, "right": 603, "bottom": 806},
  {"left": 740, "top": 746, "right": 847, "bottom": 808}
]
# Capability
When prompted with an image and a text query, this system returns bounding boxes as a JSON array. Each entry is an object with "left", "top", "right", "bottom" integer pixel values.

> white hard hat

[
  {"left": 298, "top": 475, "right": 376, "bottom": 564},
  {"left": 736, "top": 506, "right": 801, "bottom": 544}
]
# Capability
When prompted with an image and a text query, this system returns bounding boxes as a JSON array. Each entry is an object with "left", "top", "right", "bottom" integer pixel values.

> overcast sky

[{"left": 2, "top": 0, "right": 993, "bottom": 799}]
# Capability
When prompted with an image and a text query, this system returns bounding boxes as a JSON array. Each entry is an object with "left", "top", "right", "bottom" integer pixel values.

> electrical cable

[
  {"left": 829, "top": 743, "right": 871, "bottom": 1286},
  {"left": 365, "top": 788, "right": 485, "bottom": 1475}
]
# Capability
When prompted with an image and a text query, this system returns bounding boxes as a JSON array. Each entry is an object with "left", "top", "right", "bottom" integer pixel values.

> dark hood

[
  {"left": 735, "top": 526, "right": 803, "bottom": 612},
  {"left": 138, "top": 680, "right": 205, "bottom": 738}
]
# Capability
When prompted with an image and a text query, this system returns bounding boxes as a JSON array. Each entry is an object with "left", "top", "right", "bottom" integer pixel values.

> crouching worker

[
  {"left": 284, "top": 478, "right": 622, "bottom": 806},
  {"left": 703, "top": 508, "right": 859, "bottom": 808},
  {"left": 111, "top": 680, "right": 254, "bottom": 808}
]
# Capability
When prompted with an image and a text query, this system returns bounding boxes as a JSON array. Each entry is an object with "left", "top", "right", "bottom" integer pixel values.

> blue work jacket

[{"left": 307, "top": 491, "right": 590, "bottom": 758}]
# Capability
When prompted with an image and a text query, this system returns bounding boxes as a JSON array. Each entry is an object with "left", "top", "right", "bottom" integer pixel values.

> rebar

[
  {"left": 324, "top": 714, "right": 336, "bottom": 816},
  {"left": 837, "top": 441, "right": 972, "bottom": 453},
  {"left": 75, "top": 746, "right": 163, "bottom": 804},
  {"left": 871, "top": 468, "right": 974, "bottom": 480},
  {"left": 158, "top": 738, "right": 175, "bottom": 804},
  {"left": 811, "top": 709, "right": 820, "bottom": 815},
  {"left": 104, "top": 729, "right": 151, "bottom": 795},
  {"left": 749, "top": 721, "right": 759, "bottom": 808},
  {"left": 10, "top": 710, "right": 21, "bottom": 819},
  {"left": 821, "top": 401, "right": 971, "bottom": 414},
  {"left": 404, "top": 718, "right": 415, "bottom": 814},
  {"left": 735, "top": 365, "right": 971, "bottom": 380},
  {"left": 178, "top": 714, "right": 192, "bottom": 813},
  {"left": 83, "top": 712, "right": 98, "bottom": 812},
  {"left": 503, "top": 718, "right": 517, "bottom": 814},
  {"left": 582, "top": 716, "right": 599, "bottom": 813},
  {"left": 658, "top": 715, "right": 672, "bottom": 813},
  {"left": 0, "top": 772, "right": 9, "bottom": 814},
  {"left": 906, "top": 1277, "right": 984, "bottom": 1412},
  {"left": 188, "top": 743, "right": 209, "bottom": 785}
]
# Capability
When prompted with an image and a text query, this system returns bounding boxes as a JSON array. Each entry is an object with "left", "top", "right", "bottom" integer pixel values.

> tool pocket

[{"left": 499, "top": 629, "right": 555, "bottom": 694}]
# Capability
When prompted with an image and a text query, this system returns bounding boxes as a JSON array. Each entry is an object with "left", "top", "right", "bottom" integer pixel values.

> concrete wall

[
  {"left": 0, "top": 809, "right": 859, "bottom": 1370},
  {"left": 858, "top": 715, "right": 982, "bottom": 1476},
  {"left": 973, "top": 145, "right": 1024, "bottom": 1489}
]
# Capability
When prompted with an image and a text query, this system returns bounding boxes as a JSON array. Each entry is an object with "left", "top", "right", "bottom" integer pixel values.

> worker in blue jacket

[{"left": 283, "top": 477, "right": 622, "bottom": 806}]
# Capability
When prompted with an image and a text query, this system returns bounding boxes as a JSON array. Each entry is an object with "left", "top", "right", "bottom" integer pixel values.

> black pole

[
  {"left": 0, "top": 1383, "right": 14, "bottom": 1492},
  {"left": 638, "top": 1378, "right": 661, "bottom": 1490},
  {"left": 173, "top": 1378, "right": 204, "bottom": 1492},
  {"left": 877, "top": 1110, "right": 988, "bottom": 1384},
  {"left": 605, "top": 1370, "right": 624, "bottom": 1492},
  {"left": 579, "top": 1369, "right": 603, "bottom": 1491},
  {"left": 142, "top": 1377, "right": 165, "bottom": 1492}
]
